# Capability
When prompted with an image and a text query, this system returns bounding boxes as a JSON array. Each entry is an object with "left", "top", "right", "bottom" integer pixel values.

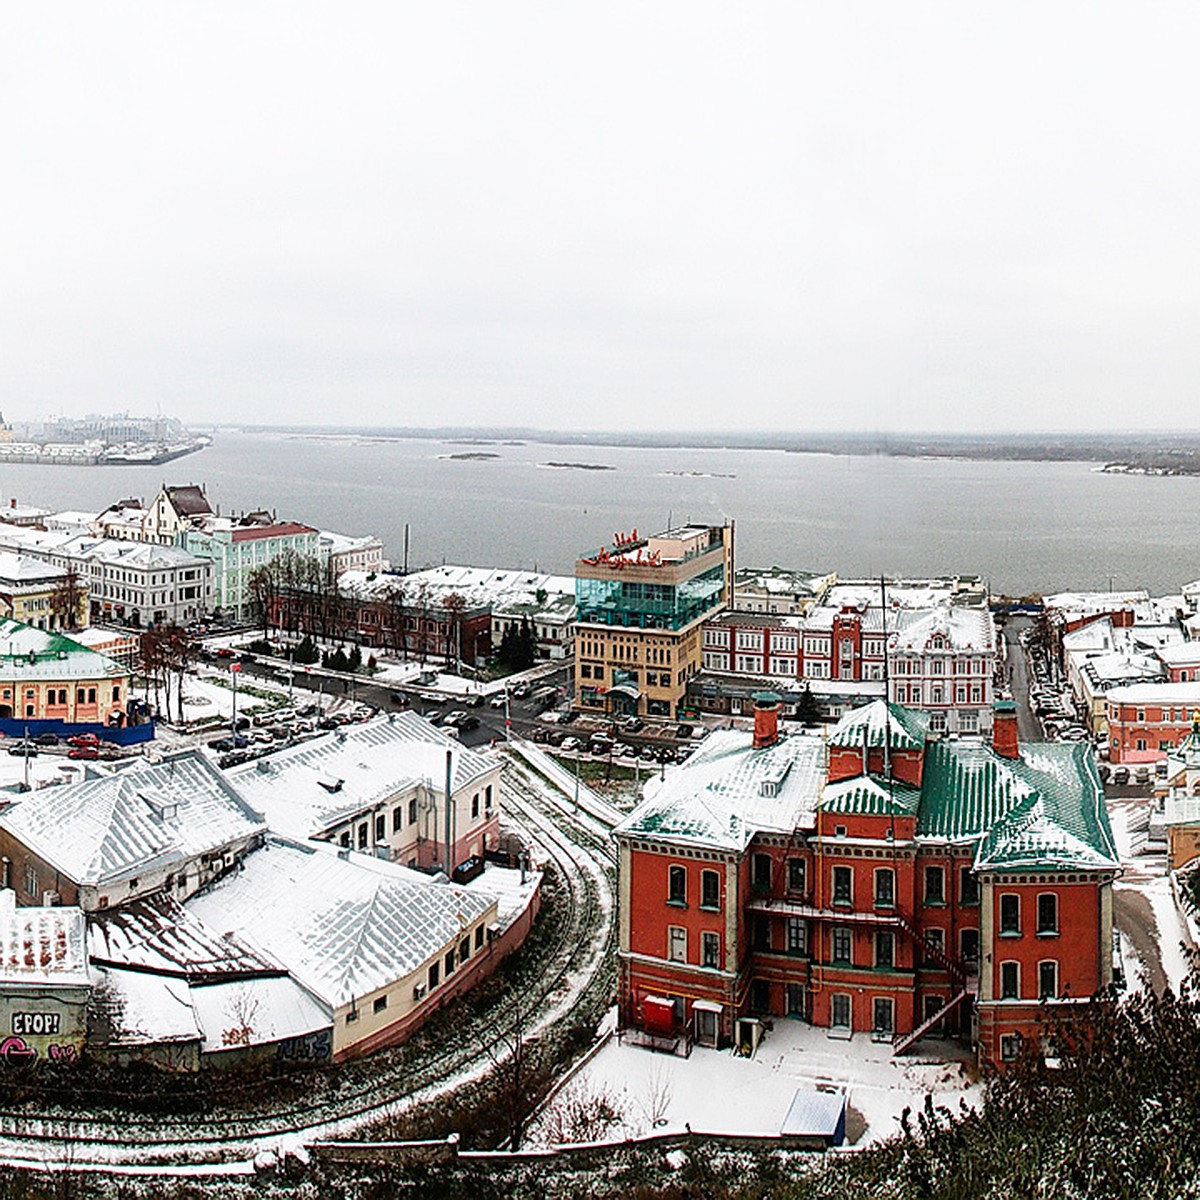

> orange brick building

[{"left": 615, "top": 696, "right": 1119, "bottom": 1068}]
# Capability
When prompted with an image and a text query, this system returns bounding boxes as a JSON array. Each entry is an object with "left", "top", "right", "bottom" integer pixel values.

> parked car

[
  {"left": 441, "top": 710, "right": 467, "bottom": 728},
  {"left": 547, "top": 729, "right": 567, "bottom": 746},
  {"left": 675, "top": 724, "right": 694, "bottom": 739},
  {"left": 389, "top": 691, "right": 409, "bottom": 707},
  {"left": 560, "top": 710, "right": 579, "bottom": 724},
  {"left": 512, "top": 682, "right": 531, "bottom": 699},
  {"left": 489, "top": 694, "right": 508, "bottom": 709},
  {"left": 67, "top": 733, "right": 100, "bottom": 748},
  {"left": 68, "top": 745, "right": 99, "bottom": 760},
  {"left": 458, "top": 715, "right": 481, "bottom": 733},
  {"left": 560, "top": 736, "right": 582, "bottom": 753},
  {"left": 34, "top": 733, "right": 59, "bottom": 746},
  {"left": 464, "top": 694, "right": 484, "bottom": 708},
  {"left": 1112, "top": 767, "right": 1130, "bottom": 784},
  {"left": 7, "top": 742, "right": 36, "bottom": 757}
]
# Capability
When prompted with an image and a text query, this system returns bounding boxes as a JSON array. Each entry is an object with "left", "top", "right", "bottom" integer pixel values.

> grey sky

[{"left": 4, "top": 3, "right": 1199, "bottom": 433}]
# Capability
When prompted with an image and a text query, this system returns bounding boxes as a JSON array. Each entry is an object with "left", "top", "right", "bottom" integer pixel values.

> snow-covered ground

[{"left": 536, "top": 1019, "right": 979, "bottom": 1149}]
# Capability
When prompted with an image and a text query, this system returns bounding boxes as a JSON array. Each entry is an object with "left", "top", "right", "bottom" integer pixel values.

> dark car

[
  {"left": 657, "top": 746, "right": 677, "bottom": 763},
  {"left": 675, "top": 724, "right": 694, "bottom": 739},
  {"left": 458, "top": 715, "right": 481, "bottom": 733},
  {"left": 34, "top": 733, "right": 59, "bottom": 746},
  {"left": 389, "top": 691, "right": 408, "bottom": 707},
  {"left": 464, "top": 694, "right": 484, "bottom": 708},
  {"left": 318, "top": 717, "right": 340, "bottom": 730},
  {"left": 560, "top": 710, "right": 579, "bottom": 724}
]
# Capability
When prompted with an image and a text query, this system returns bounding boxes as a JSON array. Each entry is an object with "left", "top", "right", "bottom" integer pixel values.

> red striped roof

[{"left": 231, "top": 523, "right": 316, "bottom": 543}]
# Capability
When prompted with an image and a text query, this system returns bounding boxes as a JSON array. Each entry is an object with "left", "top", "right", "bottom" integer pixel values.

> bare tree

[
  {"left": 49, "top": 565, "right": 86, "bottom": 632},
  {"left": 442, "top": 591, "right": 467, "bottom": 674}
]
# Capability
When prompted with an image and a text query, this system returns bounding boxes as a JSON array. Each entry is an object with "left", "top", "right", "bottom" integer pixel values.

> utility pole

[{"left": 231, "top": 661, "right": 240, "bottom": 740}]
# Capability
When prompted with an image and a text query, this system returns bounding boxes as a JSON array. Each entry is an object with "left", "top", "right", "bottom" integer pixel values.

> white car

[
  {"left": 489, "top": 694, "right": 508, "bottom": 709},
  {"left": 442, "top": 710, "right": 467, "bottom": 727}
]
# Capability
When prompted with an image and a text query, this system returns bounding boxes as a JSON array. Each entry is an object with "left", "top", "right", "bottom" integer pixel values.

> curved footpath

[{"left": 0, "top": 744, "right": 618, "bottom": 1179}]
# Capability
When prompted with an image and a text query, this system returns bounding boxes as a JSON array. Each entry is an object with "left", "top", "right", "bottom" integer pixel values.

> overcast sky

[{"left": 4, "top": 3, "right": 1199, "bottom": 434}]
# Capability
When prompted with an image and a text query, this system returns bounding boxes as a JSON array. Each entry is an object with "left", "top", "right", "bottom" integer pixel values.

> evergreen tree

[
  {"left": 796, "top": 685, "right": 822, "bottom": 724},
  {"left": 518, "top": 617, "right": 536, "bottom": 669},
  {"left": 348, "top": 645, "right": 363, "bottom": 672}
]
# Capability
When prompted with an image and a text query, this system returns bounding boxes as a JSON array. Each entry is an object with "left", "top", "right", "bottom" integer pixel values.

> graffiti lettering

[
  {"left": 12, "top": 1012, "right": 60, "bottom": 1037},
  {"left": 0, "top": 1036, "right": 36, "bottom": 1063},
  {"left": 48, "top": 1043, "right": 78, "bottom": 1063},
  {"left": 276, "top": 1029, "right": 332, "bottom": 1062}
]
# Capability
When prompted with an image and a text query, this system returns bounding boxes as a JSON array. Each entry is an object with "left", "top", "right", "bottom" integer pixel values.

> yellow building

[
  {"left": 0, "top": 553, "right": 89, "bottom": 632},
  {"left": 0, "top": 619, "right": 128, "bottom": 725},
  {"left": 574, "top": 524, "right": 733, "bottom": 718}
]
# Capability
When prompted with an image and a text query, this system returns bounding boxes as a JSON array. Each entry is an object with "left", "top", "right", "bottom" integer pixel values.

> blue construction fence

[{"left": 0, "top": 718, "right": 156, "bottom": 746}]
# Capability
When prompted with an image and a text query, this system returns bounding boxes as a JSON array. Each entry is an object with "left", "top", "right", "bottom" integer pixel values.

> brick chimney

[
  {"left": 992, "top": 699, "right": 1019, "bottom": 760},
  {"left": 752, "top": 691, "right": 782, "bottom": 750}
]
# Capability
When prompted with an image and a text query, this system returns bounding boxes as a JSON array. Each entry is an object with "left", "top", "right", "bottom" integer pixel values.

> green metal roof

[
  {"left": 820, "top": 773, "right": 922, "bottom": 817},
  {"left": 917, "top": 739, "right": 1118, "bottom": 871},
  {"left": 827, "top": 700, "right": 929, "bottom": 751}
]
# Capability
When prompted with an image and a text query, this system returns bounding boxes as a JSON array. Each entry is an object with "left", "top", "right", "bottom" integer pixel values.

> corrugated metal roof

[
  {"left": 226, "top": 714, "right": 497, "bottom": 840},
  {"left": 0, "top": 753, "right": 266, "bottom": 887},
  {"left": 820, "top": 773, "right": 921, "bottom": 817},
  {"left": 827, "top": 700, "right": 928, "bottom": 751},
  {"left": 88, "top": 894, "right": 277, "bottom": 979},
  {"left": 185, "top": 837, "right": 497, "bottom": 1009},
  {"left": 615, "top": 730, "right": 826, "bottom": 850}
]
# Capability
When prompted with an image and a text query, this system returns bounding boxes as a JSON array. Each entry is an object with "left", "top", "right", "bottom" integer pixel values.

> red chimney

[
  {"left": 992, "top": 700, "right": 1019, "bottom": 759},
  {"left": 752, "top": 691, "right": 781, "bottom": 749}
]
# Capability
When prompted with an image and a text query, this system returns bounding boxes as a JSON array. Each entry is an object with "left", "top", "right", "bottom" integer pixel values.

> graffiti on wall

[
  {"left": 276, "top": 1029, "right": 332, "bottom": 1061},
  {"left": 0, "top": 1011, "right": 84, "bottom": 1065}
]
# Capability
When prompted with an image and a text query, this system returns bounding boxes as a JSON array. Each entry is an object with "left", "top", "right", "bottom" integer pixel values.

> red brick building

[
  {"left": 1106, "top": 682, "right": 1200, "bottom": 764},
  {"left": 615, "top": 696, "right": 1119, "bottom": 1068}
]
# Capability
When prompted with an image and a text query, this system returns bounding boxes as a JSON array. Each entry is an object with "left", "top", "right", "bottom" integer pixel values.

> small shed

[{"left": 779, "top": 1087, "right": 847, "bottom": 1148}]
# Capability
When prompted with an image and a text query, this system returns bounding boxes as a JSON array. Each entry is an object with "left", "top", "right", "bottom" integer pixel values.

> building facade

[
  {"left": 574, "top": 524, "right": 734, "bottom": 718},
  {"left": 615, "top": 696, "right": 1118, "bottom": 1069},
  {"left": 1106, "top": 682, "right": 1200, "bottom": 764}
]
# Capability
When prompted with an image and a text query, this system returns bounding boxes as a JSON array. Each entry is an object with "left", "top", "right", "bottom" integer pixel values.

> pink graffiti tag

[
  {"left": 48, "top": 1044, "right": 78, "bottom": 1063},
  {"left": 0, "top": 1036, "right": 36, "bottom": 1063}
]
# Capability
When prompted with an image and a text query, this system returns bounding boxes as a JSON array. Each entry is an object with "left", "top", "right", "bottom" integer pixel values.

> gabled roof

[
  {"left": 890, "top": 605, "right": 994, "bottom": 653},
  {"left": 827, "top": 700, "right": 928, "bottom": 751},
  {"left": 226, "top": 714, "right": 498, "bottom": 840},
  {"left": 0, "top": 617, "right": 127, "bottom": 682},
  {"left": 615, "top": 730, "right": 826, "bottom": 851},
  {"left": 186, "top": 837, "right": 496, "bottom": 1009},
  {"left": 0, "top": 753, "right": 266, "bottom": 889},
  {"left": 164, "top": 485, "right": 213, "bottom": 518},
  {"left": 820, "top": 773, "right": 921, "bottom": 817}
]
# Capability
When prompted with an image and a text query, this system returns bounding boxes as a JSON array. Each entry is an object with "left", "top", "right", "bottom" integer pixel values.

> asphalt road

[{"left": 1001, "top": 615, "right": 1046, "bottom": 744}]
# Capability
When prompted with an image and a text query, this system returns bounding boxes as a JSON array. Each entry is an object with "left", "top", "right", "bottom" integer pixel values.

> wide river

[{"left": 1, "top": 431, "right": 1193, "bottom": 596}]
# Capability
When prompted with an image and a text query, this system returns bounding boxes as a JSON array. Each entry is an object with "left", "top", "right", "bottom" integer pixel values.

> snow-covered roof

[
  {"left": 191, "top": 976, "right": 330, "bottom": 1053},
  {"left": 1079, "top": 653, "right": 1164, "bottom": 690},
  {"left": 1158, "top": 642, "right": 1200, "bottom": 667},
  {"left": 340, "top": 564, "right": 576, "bottom": 617},
  {"left": 0, "top": 890, "right": 88, "bottom": 987},
  {"left": 889, "top": 605, "right": 995, "bottom": 653},
  {"left": 0, "top": 618, "right": 127, "bottom": 682},
  {"left": 828, "top": 700, "right": 929, "bottom": 751},
  {"left": 1107, "top": 682, "right": 1200, "bottom": 705},
  {"left": 90, "top": 965, "right": 201, "bottom": 1047},
  {"left": 186, "top": 837, "right": 497, "bottom": 1009},
  {"left": 0, "top": 553, "right": 66, "bottom": 585},
  {"left": 0, "top": 753, "right": 266, "bottom": 889},
  {"left": 89, "top": 895, "right": 277, "bottom": 979},
  {"left": 225, "top": 714, "right": 498, "bottom": 840},
  {"left": 615, "top": 730, "right": 827, "bottom": 851}
]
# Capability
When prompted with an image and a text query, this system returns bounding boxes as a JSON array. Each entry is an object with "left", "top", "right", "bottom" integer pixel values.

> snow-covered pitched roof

[
  {"left": 191, "top": 976, "right": 330, "bottom": 1053},
  {"left": 0, "top": 753, "right": 265, "bottom": 888},
  {"left": 0, "top": 618, "right": 127, "bottom": 682},
  {"left": 226, "top": 714, "right": 498, "bottom": 840},
  {"left": 88, "top": 894, "right": 277, "bottom": 980},
  {"left": 890, "top": 605, "right": 995, "bottom": 653},
  {"left": 0, "top": 553, "right": 66, "bottom": 585},
  {"left": 0, "top": 890, "right": 88, "bottom": 987},
  {"left": 1158, "top": 642, "right": 1200, "bottom": 667},
  {"left": 827, "top": 700, "right": 929, "bottom": 751},
  {"left": 90, "top": 965, "right": 201, "bottom": 1047},
  {"left": 615, "top": 730, "right": 826, "bottom": 851},
  {"left": 186, "top": 837, "right": 497, "bottom": 1009}
]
